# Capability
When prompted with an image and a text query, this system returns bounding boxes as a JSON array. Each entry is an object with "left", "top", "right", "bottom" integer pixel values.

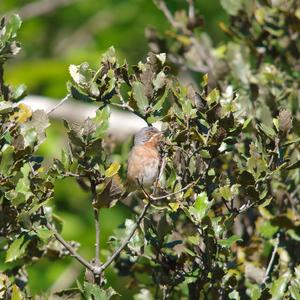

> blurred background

[{"left": 1, "top": 0, "right": 227, "bottom": 297}]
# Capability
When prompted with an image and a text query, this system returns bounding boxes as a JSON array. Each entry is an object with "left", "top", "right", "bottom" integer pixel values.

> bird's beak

[{"left": 154, "top": 130, "right": 164, "bottom": 138}]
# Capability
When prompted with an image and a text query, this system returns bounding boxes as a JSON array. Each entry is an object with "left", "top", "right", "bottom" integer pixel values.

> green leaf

[
  {"left": 0, "top": 102, "right": 13, "bottom": 114},
  {"left": 259, "top": 123, "right": 276, "bottom": 139},
  {"left": 242, "top": 117, "right": 252, "bottom": 129},
  {"left": 0, "top": 145, "right": 14, "bottom": 174},
  {"left": 289, "top": 279, "right": 300, "bottom": 300},
  {"left": 259, "top": 220, "right": 279, "bottom": 238},
  {"left": 189, "top": 192, "right": 212, "bottom": 223},
  {"left": 105, "top": 162, "right": 120, "bottom": 177},
  {"left": 35, "top": 226, "right": 53, "bottom": 242},
  {"left": 228, "top": 290, "right": 240, "bottom": 300},
  {"left": 218, "top": 235, "right": 242, "bottom": 247},
  {"left": 247, "top": 284, "right": 262, "bottom": 300},
  {"left": 270, "top": 272, "right": 291, "bottom": 300},
  {"left": 6, "top": 235, "right": 30, "bottom": 263},
  {"left": 219, "top": 185, "right": 232, "bottom": 201},
  {"left": 8, "top": 14, "right": 22, "bottom": 35},
  {"left": 12, "top": 84, "right": 27, "bottom": 102},
  {"left": 91, "top": 106, "right": 110, "bottom": 140},
  {"left": 200, "top": 149, "right": 211, "bottom": 158},
  {"left": 83, "top": 282, "right": 118, "bottom": 300},
  {"left": 69, "top": 62, "right": 93, "bottom": 87},
  {"left": 21, "top": 109, "right": 49, "bottom": 147},
  {"left": 132, "top": 82, "right": 149, "bottom": 113}
]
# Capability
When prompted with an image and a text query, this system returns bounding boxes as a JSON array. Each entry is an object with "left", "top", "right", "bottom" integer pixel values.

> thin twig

[
  {"left": 110, "top": 101, "right": 150, "bottom": 126},
  {"left": 221, "top": 198, "right": 231, "bottom": 212},
  {"left": 99, "top": 201, "right": 150, "bottom": 272},
  {"left": 42, "top": 213, "right": 95, "bottom": 272},
  {"left": 262, "top": 233, "right": 280, "bottom": 285},
  {"left": 10, "top": 0, "right": 78, "bottom": 21},
  {"left": 47, "top": 94, "right": 70, "bottom": 115},
  {"left": 187, "top": 0, "right": 195, "bottom": 20},
  {"left": 94, "top": 208, "right": 101, "bottom": 266},
  {"left": 155, "top": 0, "right": 178, "bottom": 29},
  {"left": 150, "top": 182, "right": 195, "bottom": 200}
]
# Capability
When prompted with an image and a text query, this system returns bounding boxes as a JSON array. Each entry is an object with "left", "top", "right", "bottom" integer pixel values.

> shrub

[{"left": 1, "top": 0, "right": 300, "bottom": 299}]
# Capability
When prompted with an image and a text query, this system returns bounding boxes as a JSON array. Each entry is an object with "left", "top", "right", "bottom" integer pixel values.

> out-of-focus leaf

[{"left": 220, "top": 0, "right": 243, "bottom": 16}]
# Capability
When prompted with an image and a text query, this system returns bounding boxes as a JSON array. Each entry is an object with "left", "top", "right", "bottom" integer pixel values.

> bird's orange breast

[{"left": 127, "top": 144, "right": 160, "bottom": 188}]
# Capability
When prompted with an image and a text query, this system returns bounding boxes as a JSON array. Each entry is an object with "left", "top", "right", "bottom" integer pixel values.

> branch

[
  {"left": 99, "top": 201, "right": 150, "bottom": 272},
  {"left": 187, "top": 0, "right": 195, "bottom": 20},
  {"left": 47, "top": 94, "right": 70, "bottom": 115},
  {"left": 44, "top": 218, "right": 95, "bottom": 272},
  {"left": 154, "top": 0, "right": 178, "bottom": 29},
  {"left": 150, "top": 182, "right": 194, "bottom": 201},
  {"left": 94, "top": 209, "right": 101, "bottom": 266},
  {"left": 11, "top": 0, "right": 78, "bottom": 21},
  {"left": 262, "top": 233, "right": 280, "bottom": 285}
]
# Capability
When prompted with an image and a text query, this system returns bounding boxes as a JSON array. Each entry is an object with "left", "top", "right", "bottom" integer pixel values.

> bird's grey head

[{"left": 134, "top": 127, "right": 160, "bottom": 145}]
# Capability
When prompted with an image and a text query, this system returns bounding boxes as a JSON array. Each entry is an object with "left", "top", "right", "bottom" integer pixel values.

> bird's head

[{"left": 134, "top": 127, "right": 163, "bottom": 148}]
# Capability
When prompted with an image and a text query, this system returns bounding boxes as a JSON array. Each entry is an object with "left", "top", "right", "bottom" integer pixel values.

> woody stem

[
  {"left": 94, "top": 208, "right": 101, "bottom": 266},
  {"left": 99, "top": 201, "right": 150, "bottom": 272}
]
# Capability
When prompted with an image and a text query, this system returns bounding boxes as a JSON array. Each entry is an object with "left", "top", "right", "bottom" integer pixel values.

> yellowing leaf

[
  {"left": 105, "top": 162, "right": 121, "bottom": 178},
  {"left": 11, "top": 284, "right": 22, "bottom": 300},
  {"left": 169, "top": 202, "right": 179, "bottom": 212},
  {"left": 206, "top": 88, "right": 220, "bottom": 104},
  {"left": 11, "top": 103, "right": 32, "bottom": 123}
]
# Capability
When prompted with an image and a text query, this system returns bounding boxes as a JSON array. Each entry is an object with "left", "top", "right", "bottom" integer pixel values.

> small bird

[
  {"left": 92, "top": 127, "right": 163, "bottom": 209},
  {"left": 126, "top": 127, "right": 163, "bottom": 191}
]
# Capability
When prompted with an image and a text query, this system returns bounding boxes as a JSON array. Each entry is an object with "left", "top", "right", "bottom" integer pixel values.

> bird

[
  {"left": 92, "top": 127, "right": 163, "bottom": 209},
  {"left": 126, "top": 126, "right": 163, "bottom": 191}
]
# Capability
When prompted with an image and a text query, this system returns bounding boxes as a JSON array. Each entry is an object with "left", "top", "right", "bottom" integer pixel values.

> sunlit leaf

[{"left": 6, "top": 235, "right": 30, "bottom": 263}]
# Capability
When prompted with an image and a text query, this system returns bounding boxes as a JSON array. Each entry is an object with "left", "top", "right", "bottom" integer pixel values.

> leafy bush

[{"left": 1, "top": 0, "right": 300, "bottom": 299}]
